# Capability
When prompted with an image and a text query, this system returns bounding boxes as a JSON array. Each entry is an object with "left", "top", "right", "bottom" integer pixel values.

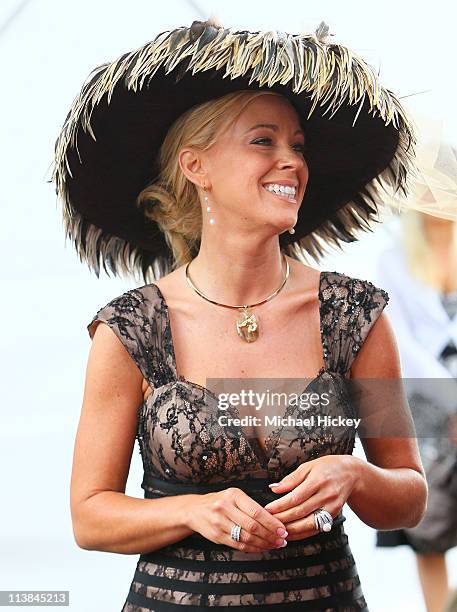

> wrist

[
  {"left": 346, "top": 455, "right": 365, "bottom": 499},
  {"left": 176, "top": 494, "right": 200, "bottom": 532}
]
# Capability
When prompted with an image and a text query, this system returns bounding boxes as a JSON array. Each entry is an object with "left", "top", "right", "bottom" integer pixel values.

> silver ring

[
  {"left": 313, "top": 508, "right": 333, "bottom": 533},
  {"left": 231, "top": 524, "right": 241, "bottom": 541},
  {"left": 230, "top": 524, "right": 242, "bottom": 542}
]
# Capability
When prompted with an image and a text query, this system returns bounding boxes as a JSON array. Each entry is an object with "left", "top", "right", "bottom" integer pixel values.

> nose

[
  {"left": 276, "top": 145, "right": 307, "bottom": 171},
  {"left": 274, "top": 148, "right": 308, "bottom": 198},
  {"left": 276, "top": 149, "right": 309, "bottom": 185}
]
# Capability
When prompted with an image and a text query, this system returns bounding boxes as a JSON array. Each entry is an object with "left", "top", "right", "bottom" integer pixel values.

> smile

[{"left": 263, "top": 185, "right": 297, "bottom": 203}]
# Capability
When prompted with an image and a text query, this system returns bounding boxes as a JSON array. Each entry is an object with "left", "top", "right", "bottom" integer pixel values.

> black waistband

[
  {"left": 141, "top": 474, "right": 346, "bottom": 544},
  {"left": 142, "top": 474, "right": 283, "bottom": 499}
]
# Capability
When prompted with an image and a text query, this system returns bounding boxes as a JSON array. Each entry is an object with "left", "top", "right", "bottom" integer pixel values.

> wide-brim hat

[{"left": 52, "top": 18, "right": 417, "bottom": 282}]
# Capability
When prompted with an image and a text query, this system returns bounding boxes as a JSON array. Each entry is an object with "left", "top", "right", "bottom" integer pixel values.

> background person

[{"left": 375, "top": 138, "right": 457, "bottom": 612}]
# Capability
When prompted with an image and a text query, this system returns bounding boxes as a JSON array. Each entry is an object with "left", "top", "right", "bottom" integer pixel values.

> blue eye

[
  {"left": 252, "top": 137, "right": 306, "bottom": 154},
  {"left": 293, "top": 144, "right": 306, "bottom": 154},
  {"left": 252, "top": 137, "right": 272, "bottom": 145}
]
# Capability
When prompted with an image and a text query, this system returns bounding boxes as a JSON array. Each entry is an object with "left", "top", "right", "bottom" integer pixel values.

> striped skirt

[{"left": 122, "top": 477, "right": 368, "bottom": 611}]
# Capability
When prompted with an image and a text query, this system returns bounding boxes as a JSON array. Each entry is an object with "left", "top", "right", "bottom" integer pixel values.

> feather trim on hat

[{"left": 52, "top": 19, "right": 416, "bottom": 281}]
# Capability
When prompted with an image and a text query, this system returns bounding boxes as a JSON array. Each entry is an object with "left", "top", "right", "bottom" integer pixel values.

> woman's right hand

[{"left": 187, "top": 488, "right": 289, "bottom": 552}]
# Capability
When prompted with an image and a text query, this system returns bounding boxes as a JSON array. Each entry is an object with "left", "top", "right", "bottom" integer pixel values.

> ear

[{"left": 178, "top": 147, "right": 208, "bottom": 190}]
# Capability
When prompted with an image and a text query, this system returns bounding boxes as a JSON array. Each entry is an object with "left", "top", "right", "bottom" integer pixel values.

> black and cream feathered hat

[{"left": 52, "top": 18, "right": 417, "bottom": 282}]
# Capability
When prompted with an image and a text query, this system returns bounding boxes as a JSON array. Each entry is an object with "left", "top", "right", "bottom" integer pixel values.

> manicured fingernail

[
  {"left": 277, "top": 528, "right": 288, "bottom": 537},
  {"left": 275, "top": 538, "right": 285, "bottom": 546},
  {"left": 280, "top": 540, "right": 288, "bottom": 547},
  {"left": 269, "top": 482, "right": 281, "bottom": 487}
]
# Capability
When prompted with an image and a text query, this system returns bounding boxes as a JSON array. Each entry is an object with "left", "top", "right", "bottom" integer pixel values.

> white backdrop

[{"left": 1, "top": 1, "right": 456, "bottom": 610}]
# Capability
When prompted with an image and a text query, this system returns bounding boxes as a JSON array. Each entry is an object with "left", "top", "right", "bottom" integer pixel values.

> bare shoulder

[
  {"left": 286, "top": 256, "right": 322, "bottom": 290},
  {"left": 84, "top": 321, "right": 144, "bottom": 422},
  {"left": 350, "top": 310, "right": 401, "bottom": 379},
  {"left": 151, "top": 265, "right": 188, "bottom": 307}
]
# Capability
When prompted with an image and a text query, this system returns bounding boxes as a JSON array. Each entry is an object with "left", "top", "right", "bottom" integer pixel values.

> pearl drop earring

[
  {"left": 288, "top": 227, "right": 295, "bottom": 235},
  {"left": 203, "top": 185, "right": 215, "bottom": 225}
]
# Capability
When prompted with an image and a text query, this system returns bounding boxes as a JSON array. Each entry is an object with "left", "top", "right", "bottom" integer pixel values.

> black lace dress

[{"left": 87, "top": 271, "right": 389, "bottom": 611}]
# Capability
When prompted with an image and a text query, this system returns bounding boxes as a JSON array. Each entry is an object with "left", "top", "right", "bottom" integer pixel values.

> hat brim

[{"left": 53, "top": 23, "right": 415, "bottom": 280}]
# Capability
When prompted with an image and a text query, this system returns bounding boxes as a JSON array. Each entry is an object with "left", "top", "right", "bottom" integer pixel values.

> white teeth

[{"left": 264, "top": 183, "right": 297, "bottom": 196}]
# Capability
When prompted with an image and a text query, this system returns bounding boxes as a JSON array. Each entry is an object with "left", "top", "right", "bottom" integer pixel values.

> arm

[
  {"left": 345, "top": 312, "right": 428, "bottom": 530},
  {"left": 71, "top": 321, "right": 197, "bottom": 554}
]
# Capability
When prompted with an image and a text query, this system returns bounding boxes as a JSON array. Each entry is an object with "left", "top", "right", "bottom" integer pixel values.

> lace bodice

[{"left": 87, "top": 271, "right": 389, "bottom": 487}]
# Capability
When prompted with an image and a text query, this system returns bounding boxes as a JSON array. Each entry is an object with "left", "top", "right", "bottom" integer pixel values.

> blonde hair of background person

[
  {"left": 402, "top": 208, "right": 457, "bottom": 293},
  {"left": 70, "top": 90, "right": 427, "bottom": 561}
]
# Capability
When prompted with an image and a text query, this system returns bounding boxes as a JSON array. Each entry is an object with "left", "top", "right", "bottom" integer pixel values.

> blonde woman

[
  {"left": 54, "top": 20, "right": 429, "bottom": 610},
  {"left": 376, "top": 208, "right": 457, "bottom": 612}
]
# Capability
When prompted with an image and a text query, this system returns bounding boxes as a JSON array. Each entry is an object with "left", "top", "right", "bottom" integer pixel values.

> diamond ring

[
  {"left": 230, "top": 524, "right": 242, "bottom": 541},
  {"left": 313, "top": 508, "right": 333, "bottom": 533}
]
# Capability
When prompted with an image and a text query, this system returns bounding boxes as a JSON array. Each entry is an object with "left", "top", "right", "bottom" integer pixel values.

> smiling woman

[
  {"left": 54, "top": 18, "right": 431, "bottom": 612},
  {"left": 137, "top": 90, "right": 308, "bottom": 267}
]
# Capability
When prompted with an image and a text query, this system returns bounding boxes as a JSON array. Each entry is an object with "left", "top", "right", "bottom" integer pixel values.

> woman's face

[{"left": 199, "top": 94, "right": 309, "bottom": 237}]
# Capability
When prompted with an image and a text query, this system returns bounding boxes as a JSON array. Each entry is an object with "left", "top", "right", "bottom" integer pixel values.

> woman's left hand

[{"left": 264, "top": 455, "right": 360, "bottom": 541}]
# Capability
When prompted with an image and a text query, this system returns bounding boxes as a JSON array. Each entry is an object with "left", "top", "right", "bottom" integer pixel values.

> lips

[{"left": 263, "top": 185, "right": 297, "bottom": 203}]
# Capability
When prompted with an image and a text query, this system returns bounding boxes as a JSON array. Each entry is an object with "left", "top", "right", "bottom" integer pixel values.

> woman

[
  {"left": 54, "top": 19, "right": 429, "bottom": 610},
  {"left": 375, "top": 207, "right": 457, "bottom": 612}
]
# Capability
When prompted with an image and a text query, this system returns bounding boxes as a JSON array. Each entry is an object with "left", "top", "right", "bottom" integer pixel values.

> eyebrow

[{"left": 244, "top": 123, "right": 304, "bottom": 136}]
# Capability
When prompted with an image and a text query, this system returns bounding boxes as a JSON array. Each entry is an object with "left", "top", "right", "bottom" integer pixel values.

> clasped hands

[{"left": 263, "top": 455, "right": 360, "bottom": 541}]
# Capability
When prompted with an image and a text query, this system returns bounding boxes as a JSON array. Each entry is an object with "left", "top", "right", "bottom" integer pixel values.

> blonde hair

[
  {"left": 401, "top": 209, "right": 457, "bottom": 291},
  {"left": 136, "top": 90, "right": 293, "bottom": 270}
]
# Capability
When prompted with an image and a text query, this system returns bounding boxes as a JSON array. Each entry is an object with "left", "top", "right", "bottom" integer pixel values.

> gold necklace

[{"left": 185, "top": 254, "right": 290, "bottom": 343}]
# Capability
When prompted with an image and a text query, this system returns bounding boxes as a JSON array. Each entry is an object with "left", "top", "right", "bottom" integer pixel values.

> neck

[{"left": 187, "top": 236, "right": 287, "bottom": 305}]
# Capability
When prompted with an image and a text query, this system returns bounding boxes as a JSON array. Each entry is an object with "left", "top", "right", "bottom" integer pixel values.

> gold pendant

[{"left": 236, "top": 306, "right": 259, "bottom": 343}]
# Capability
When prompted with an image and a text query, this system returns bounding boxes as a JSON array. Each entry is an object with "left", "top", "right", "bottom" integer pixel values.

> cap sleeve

[
  {"left": 87, "top": 286, "right": 167, "bottom": 388},
  {"left": 320, "top": 272, "right": 390, "bottom": 376}
]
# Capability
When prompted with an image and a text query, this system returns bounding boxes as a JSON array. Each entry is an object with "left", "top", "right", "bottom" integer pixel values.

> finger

[
  {"left": 225, "top": 506, "right": 287, "bottom": 549},
  {"left": 223, "top": 517, "right": 286, "bottom": 551},
  {"left": 264, "top": 478, "right": 318, "bottom": 514},
  {"left": 224, "top": 537, "right": 270, "bottom": 554},
  {"left": 285, "top": 506, "right": 336, "bottom": 540},
  {"left": 235, "top": 492, "right": 288, "bottom": 536},
  {"left": 264, "top": 465, "right": 313, "bottom": 512},
  {"left": 283, "top": 514, "right": 319, "bottom": 541},
  {"left": 267, "top": 463, "right": 313, "bottom": 496},
  {"left": 221, "top": 526, "right": 269, "bottom": 554},
  {"left": 269, "top": 490, "right": 330, "bottom": 523},
  {"left": 287, "top": 506, "right": 338, "bottom": 539}
]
